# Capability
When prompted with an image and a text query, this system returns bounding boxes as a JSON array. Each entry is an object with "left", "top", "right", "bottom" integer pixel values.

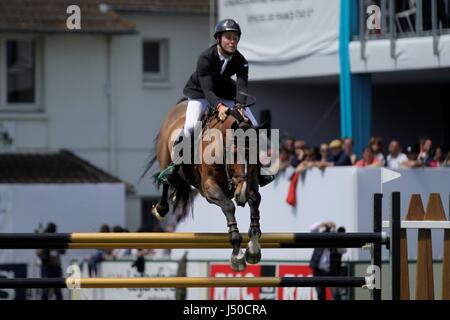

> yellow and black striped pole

[
  {"left": 0, "top": 276, "right": 368, "bottom": 289},
  {"left": 0, "top": 232, "right": 388, "bottom": 249}
]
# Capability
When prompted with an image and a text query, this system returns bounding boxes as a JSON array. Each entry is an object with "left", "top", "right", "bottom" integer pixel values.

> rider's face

[{"left": 219, "top": 31, "right": 239, "bottom": 53}]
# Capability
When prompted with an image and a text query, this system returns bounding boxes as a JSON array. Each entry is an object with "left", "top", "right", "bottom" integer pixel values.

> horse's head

[
  {"left": 222, "top": 113, "right": 254, "bottom": 207},
  {"left": 200, "top": 106, "right": 255, "bottom": 206}
]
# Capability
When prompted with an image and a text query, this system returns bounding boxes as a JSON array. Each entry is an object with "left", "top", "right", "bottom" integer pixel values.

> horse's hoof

[
  {"left": 245, "top": 248, "right": 261, "bottom": 264},
  {"left": 230, "top": 250, "right": 246, "bottom": 272},
  {"left": 151, "top": 204, "right": 168, "bottom": 221},
  {"left": 245, "top": 236, "right": 261, "bottom": 264}
]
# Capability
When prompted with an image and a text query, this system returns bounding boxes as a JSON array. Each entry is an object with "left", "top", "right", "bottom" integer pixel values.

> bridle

[{"left": 204, "top": 93, "right": 256, "bottom": 192}]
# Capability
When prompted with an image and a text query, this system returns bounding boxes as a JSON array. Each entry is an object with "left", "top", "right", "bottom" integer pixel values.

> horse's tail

[{"left": 139, "top": 132, "right": 160, "bottom": 184}]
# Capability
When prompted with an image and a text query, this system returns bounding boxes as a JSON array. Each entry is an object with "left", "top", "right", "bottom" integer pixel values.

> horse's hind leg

[
  {"left": 204, "top": 179, "right": 246, "bottom": 272},
  {"left": 152, "top": 183, "right": 170, "bottom": 221},
  {"left": 151, "top": 140, "right": 172, "bottom": 221},
  {"left": 245, "top": 189, "right": 262, "bottom": 264}
]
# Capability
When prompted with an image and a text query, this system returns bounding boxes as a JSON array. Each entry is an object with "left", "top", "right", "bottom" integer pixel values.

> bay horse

[{"left": 145, "top": 98, "right": 262, "bottom": 271}]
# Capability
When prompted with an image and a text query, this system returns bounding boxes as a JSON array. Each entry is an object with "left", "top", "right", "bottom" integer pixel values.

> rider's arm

[
  {"left": 235, "top": 56, "right": 249, "bottom": 106},
  {"left": 197, "top": 54, "right": 221, "bottom": 109}
]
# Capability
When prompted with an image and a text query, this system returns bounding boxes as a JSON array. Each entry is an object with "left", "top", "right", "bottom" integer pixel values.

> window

[
  {"left": 1, "top": 38, "right": 40, "bottom": 112},
  {"left": 142, "top": 40, "right": 169, "bottom": 82},
  {"left": 7, "top": 40, "right": 35, "bottom": 103}
]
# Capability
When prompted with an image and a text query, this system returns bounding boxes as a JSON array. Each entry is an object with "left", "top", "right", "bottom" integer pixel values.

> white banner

[
  {"left": 97, "top": 261, "right": 179, "bottom": 300},
  {"left": 219, "top": 0, "right": 340, "bottom": 64}
]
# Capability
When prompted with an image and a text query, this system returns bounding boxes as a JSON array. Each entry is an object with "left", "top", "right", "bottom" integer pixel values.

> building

[{"left": 0, "top": 0, "right": 210, "bottom": 231}]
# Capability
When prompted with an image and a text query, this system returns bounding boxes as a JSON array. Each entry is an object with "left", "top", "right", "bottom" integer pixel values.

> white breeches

[{"left": 183, "top": 98, "right": 258, "bottom": 136}]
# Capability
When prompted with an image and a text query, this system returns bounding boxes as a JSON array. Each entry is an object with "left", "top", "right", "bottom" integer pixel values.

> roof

[
  {"left": 0, "top": 149, "right": 133, "bottom": 192},
  {"left": 0, "top": 0, "right": 209, "bottom": 34}
]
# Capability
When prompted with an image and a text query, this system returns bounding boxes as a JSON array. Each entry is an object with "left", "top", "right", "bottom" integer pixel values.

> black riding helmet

[{"left": 214, "top": 18, "right": 241, "bottom": 39}]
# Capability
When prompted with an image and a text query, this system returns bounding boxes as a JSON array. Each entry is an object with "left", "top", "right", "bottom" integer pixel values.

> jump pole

[{"left": 0, "top": 276, "right": 369, "bottom": 289}]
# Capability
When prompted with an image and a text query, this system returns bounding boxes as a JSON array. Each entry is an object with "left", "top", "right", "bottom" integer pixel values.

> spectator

[
  {"left": 355, "top": 147, "right": 383, "bottom": 167},
  {"left": 430, "top": 147, "right": 444, "bottom": 167},
  {"left": 141, "top": 225, "right": 171, "bottom": 259},
  {"left": 318, "top": 143, "right": 329, "bottom": 163},
  {"left": 291, "top": 139, "right": 306, "bottom": 167},
  {"left": 88, "top": 224, "right": 111, "bottom": 276},
  {"left": 281, "top": 136, "right": 295, "bottom": 157},
  {"left": 369, "top": 136, "right": 386, "bottom": 166},
  {"left": 99, "top": 224, "right": 110, "bottom": 233},
  {"left": 401, "top": 145, "right": 423, "bottom": 168},
  {"left": 294, "top": 148, "right": 316, "bottom": 173},
  {"left": 112, "top": 226, "right": 132, "bottom": 259},
  {"left": 443, "top": 150, "right": 450, "bottom": 167},
  {"left": 418, "top": 137, "right": 433, "bottom": 167},
  {"left": 112, "top": 225, "right": 124, "bottom": 233},
  {"left": 318, "top": 139, "right": 352, "bottom": 169},
  {"left": 309, "top": 221, "right": 347, "bottom": 300},
  {"left": 36, "top": 222, "right": 65, "bottom": 300},
  {"left": 343, "top": 137, "right": 358, "bottom": 165},
  {"left": 277, "top": 147, "right": 292, "bottom": 173},
  {"left": 387, "top": 140, "right": 408, "bottom": 169}
]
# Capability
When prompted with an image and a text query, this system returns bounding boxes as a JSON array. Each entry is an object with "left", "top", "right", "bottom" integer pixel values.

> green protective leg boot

[
  {"left": 157, "top": 130, "right": 187, "bottom": 185},
  {"left": 157, "top": 163, "right": 179, "bottom": 186}
]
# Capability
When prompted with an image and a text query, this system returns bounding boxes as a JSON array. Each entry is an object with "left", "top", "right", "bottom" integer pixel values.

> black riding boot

[
  {"left": 257, "top": 136, "right": 275, "bottom": 187},
  {"left": 258, "top": 173, "right": 275, "bottom": 187}
]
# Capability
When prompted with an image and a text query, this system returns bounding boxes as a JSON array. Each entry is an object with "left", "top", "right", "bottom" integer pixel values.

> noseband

[{"left": 204, "top": 106, "right": 251, "bottom": 192}]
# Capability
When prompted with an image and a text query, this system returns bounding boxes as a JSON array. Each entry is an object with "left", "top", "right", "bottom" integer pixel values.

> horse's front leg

[
  {"left": 203, "top": 179, "right": 246, "bottom": 271},
  {"left": 245, "top": 189, "right": 262, "bottom": 264}
]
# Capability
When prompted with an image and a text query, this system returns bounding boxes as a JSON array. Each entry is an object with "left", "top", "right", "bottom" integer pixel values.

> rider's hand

[
  {"left": 217, "top": 103, "right": 229, "bottom": 121},
  {"left": 235, "top": 104, "right": 249, "bottom": 122}
]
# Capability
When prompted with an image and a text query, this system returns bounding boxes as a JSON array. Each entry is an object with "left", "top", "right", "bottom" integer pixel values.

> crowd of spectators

[
  {"left": 277, "top": 135, "right": 449, "bottom": 175},
  {"left": 277, "top": 135, "right": 449, "bottom": 207},
  {"left": 86, "top": 223, "right": 171, "bottom": 277}
]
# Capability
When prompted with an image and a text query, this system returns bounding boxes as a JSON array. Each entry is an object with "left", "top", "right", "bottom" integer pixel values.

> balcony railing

[{"left": 356, "top": 0, "right": 450, "bottom": 58}]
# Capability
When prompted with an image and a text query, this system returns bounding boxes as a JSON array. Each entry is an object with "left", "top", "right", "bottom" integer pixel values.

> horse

[{"left": 145, "top": 99, "right": 262, "bottom": 271}]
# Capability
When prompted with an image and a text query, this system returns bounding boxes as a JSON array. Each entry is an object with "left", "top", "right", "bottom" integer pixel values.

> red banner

[{"left": 209, "top": 263, "right": 332, "bottom": 300}]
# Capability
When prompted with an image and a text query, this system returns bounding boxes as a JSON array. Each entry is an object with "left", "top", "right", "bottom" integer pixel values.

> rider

[{"left": 158, "top": 18, "right": 274, "bottom": 187}]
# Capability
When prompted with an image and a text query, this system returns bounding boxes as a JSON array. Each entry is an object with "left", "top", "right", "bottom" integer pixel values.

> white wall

[
  {"left": 350, "top": 35, "right": 450, "bottom": 73},
  {"left": 171, "top": 167, "right": 450, "bottom": 262},
  {"left": 172, "top": 167, "right": 359, "bottom": 262},
  {"left": 112, "top": 14, "right": 210, "bottom": 196},
  {"left": 0, "top": 183, "right": 126, "bottom": 274}
]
